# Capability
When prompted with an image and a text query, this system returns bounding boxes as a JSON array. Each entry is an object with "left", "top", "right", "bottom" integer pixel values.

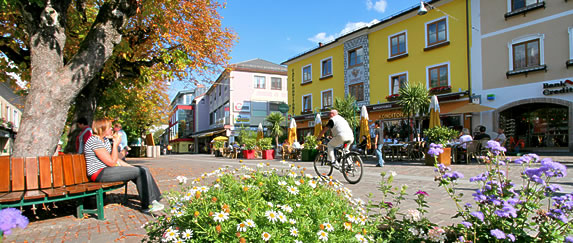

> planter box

[
  {"left": 214, "top": 150, "right": 222, "bottom": 157},
  {"left": 425, "top": 147, "right": 451, "bottom": 166},
  {"left": 301, "top": 149, "right": 318, "bottom": 161},
  {"left": 242, "top": 150, "right": 256, "bottom": 159},
  {"left": 262, "top": 150, "right": 274, "bottom": 160}
]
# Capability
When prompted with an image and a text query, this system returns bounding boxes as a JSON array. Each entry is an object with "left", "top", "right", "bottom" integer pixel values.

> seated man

[{"left": 474, "top": 126, "right": 491, "bottom": 140}]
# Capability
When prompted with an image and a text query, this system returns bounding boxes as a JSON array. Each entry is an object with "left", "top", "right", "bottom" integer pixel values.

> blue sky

[{"left": 168, "top": 0, "right": 424, "bottom": 98}]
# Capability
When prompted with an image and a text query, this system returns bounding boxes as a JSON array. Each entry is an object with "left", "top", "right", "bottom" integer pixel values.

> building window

[
  {"left": 302, "top": 64, "right": 312, "bottom": 84},
  {"left": 271, "top": 77, "right": 282, "bottom": 90},
  {"left": 321, "top": 89, "right": 333, "bottom": 109},
  {"left": 511, "top": 0, "right": 541, "bottom": 11},
  {"left": 389, "top": 31, "right": 407, "bottom": 57},
  {"left": 512, "top": 39, "right": 540, "bottom": 70},
  {"left": 302, "top": 94, "right": 312, "bottom": 113},
  {"left": 321, "top": 57, "right": 332, "bottom": 78},
  {"left": 390, "top": 73, "right": 407, "bottom": 95},
  {"left": 427, "top": 64, "right": 449, "bottom": 88},
  {"left": 254, "top": 76, "right": 266, "bottom": 89},
  {"left": 348, "top": 48, "right": 363, "bottom": 67},
  {"left": 569, "top": 27, "right": 573, "bottom": 60},
  {"left": 349, "top": 83, "right": 364, "bottom": 101},
  {"left": 426, "top": 18, "right": 447, "bottom": 46}
]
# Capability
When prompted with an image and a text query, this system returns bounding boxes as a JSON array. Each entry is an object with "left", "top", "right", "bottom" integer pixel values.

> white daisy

[
  {"left": 164, "top": 227, "right": 179, "bottom": 241},
  {"left": 296, "top": 203, "right": 301, "bottom": 208},
  {"left": 176, "top": 176, "right": 188, "bottom": 184},
  {"left": 343, "top": 222, "right": 352, "bottom": 230},
  {"left": 289, "top": 219, "right": 297, "bottom": 225},
  {"left": 346, "top": 214, "right": 357, "bottom": 223},
  {"left": 294, "top": 240, "right": 303, "bottom": 243},
  {"left": 323, "top": 223, "right": 334, "bottom": 232},
  {"left": 305, "top": 173, "right": 314, "bottom": 178},
  {"left": 267, "top": 202, "right": 274, "bottom": 207},
  {"left": 277, "top": 211, "right": 287, "bottom": 223},
  {"left": 290, "top": 227, "right": 299, "bottom": 237},
  {"left": 288, "top": 171, "right": 297, "bottom": 177},
  {"left": 237, "top": 222, "right": 247, "bottom": 232},
  {"left": 355, "top": 233, "right": 368, "bottom": 243},
  {"left": 174, "top": 210, "right": 184, "bottom": 217},
  {"left": 278, "top": 181, "right": 287, "bottom": 186},
  {"left": 308, "top": 180, "right": 317, "bottom": 189},
  {"left": 182, "top": 229, "right": 193, "bottom": 239},
  {"left": 257, "top": 163, "right": 264, "bottom": 168},
  {"left": 261, "top": 232, "right": 271, "bottom": 241},
  {"left": 199, "top": 186, "right": 209, "bottom": 193},
  {"left": 245, "top": 219, "right": 256, "bottom": 228},
  {"left": 282, "top": 205, "right": 293, "bottom": 213},
  {"left": 317, "top": 230, "right": 328, "bottom": 241},
  {"left": 213, "top": 211, "right": 229, "bottom": 222},
  {"left": 294, "top": 180, "right": 301, "bottom": 186},
  {"left": 265, "top": 210, "right": 279, "bottom": 223},
  {"left": 287, "top": 186, "right": 299, "bottom": 195}
]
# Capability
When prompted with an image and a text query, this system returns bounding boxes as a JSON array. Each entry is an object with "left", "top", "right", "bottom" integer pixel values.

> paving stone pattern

[{"left": 4, "top": 154, "right": 573, "bottom": 242}]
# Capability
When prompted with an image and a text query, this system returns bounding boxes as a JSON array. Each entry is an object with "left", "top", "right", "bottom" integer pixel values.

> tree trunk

[
  {"left": 13, "top": 0, "right": 137, "bottom": 157},
  {"left": 63, "top": 78, "right": 101, "bottom": 153}
]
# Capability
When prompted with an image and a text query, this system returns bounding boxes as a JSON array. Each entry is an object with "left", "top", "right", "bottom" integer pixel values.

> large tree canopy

[{"left": 0, "top": 0, "right": 235, "bottom": 156}]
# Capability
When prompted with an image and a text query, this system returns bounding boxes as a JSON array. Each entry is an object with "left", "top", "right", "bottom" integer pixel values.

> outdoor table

[
  {"left": 447, "top": 142, "right": 462, "bottom": 164},
  {"left": 387, "top": 143, "right": 407, "bottom": 161}
]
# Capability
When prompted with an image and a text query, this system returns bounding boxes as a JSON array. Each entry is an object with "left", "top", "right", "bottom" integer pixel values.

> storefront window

[{"left": 500, "top": 103, "right": 568, "bottom": 149}]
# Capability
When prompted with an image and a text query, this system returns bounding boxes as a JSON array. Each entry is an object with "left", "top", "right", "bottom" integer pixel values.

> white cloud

[
  {"left": 308, "top": 32, "right": 335, "bottom": 44},
  {"left": 366, "top": 0, "right": 388, "bottom": 13},
  {"left": 339, "top": 19, "right": 380, "bottom": 36}
]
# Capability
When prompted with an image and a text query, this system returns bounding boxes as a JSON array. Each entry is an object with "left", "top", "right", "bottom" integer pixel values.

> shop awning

[
  {"left": 193, "top": 129, "right": 227, "bottom": 138},
  {"left": 445, "top": 103, "right": 495, "bottom": 114}
]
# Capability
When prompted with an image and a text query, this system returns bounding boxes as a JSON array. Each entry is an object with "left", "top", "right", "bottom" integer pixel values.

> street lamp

[{"left": 417, "top": 1, "right": 459, "bottom": 21}]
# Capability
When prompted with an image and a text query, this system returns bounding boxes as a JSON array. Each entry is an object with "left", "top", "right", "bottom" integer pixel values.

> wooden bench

[{"left": 0, "top": 154, "right": 127, "bottom": 220}]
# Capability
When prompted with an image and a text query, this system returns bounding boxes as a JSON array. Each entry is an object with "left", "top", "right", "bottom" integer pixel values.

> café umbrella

[
  {"left": 287, "top": 118, "right": 297, "bottom": 145},
  {"left": 257, "top": 123, "right": 264, "bottom": 140},
  {"left": 359, "top": 105, "right": 371, "bottom": 149},
  {"left": 213, "top": 136, "right": 228, "bottom": 142},
  {"left": 429, "top": 95, "right": 441, "bottom": 128},
  {"left": 313, "top": 113, "right": 322, "bottom": 137}
]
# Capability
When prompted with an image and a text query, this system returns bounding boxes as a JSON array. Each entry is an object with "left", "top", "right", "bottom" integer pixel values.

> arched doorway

[{"left": 498, "top": 103, "right": 569, "bottom": 152}]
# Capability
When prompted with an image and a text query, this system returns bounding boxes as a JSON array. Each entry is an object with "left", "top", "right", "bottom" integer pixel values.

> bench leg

[
  {"left": 76, "top": 200, "right": 84, "bottom": 219},
  {"left": 123, "top": 182, "right": 128, "bottom": 205},
  {"left": 96, "top": 189, "right": 105, "bottom": 220}
]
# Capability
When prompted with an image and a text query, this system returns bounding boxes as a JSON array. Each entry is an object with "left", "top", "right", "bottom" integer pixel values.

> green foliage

[
  {"left": 332, "top": 95, "right": 358, "bottom": 129},
  {"left": 424, "top": 126, "right": 458, "bottom": 145},
  {"left": 144, "top": 164, "right": 375, "bottom": 242},
  {"left": 397, "top": 82, "right": 430, "bottom": 119},
  {"left": 265, "top": 112, "right": 286, "bottom": 146},
  {"left": 213, "top": 141, "right": 225, "bottom": 149},
  {"left": 257, "top": 137, "right": 273, "bottom": 150},
  {"left": 237, "top": 125, "right": 256, "bottom": 145},
  {"left": 242, "top": 138, "right": 257, "bottom": 150},
  {"left": 303, "top": 135, "right": 318, "bottom": 150}
]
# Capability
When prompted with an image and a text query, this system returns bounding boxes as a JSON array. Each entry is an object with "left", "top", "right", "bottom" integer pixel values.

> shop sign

[
  {"left": 378, "top": 111, "right": 405, "bottom": 120},
  {"left": 278, "top": 103, "right": 290, "bottom": 113},
  {"left": 371, "top": 104, "right": 392, "bottom": 111},
  {"left": 234, "top": 114, "right": 250, "bottom": 124},
  {"left": 234, "top": 101, "right": 251, "bottom": 112},
  {"left": 542, "top": 80, "right": 573, "bottom": 96}
]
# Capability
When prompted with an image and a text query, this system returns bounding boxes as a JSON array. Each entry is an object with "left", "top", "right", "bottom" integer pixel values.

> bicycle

[{"left": 313, "top": 137, "right": 363, "bottom": 184}]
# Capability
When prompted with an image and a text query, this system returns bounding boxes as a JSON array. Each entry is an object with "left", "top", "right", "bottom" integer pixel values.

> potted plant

[
  {"left": 258, "top": 138, "right": 274, "bottom": 160},
  {"left": 423, "top": 126, "right": 458, "bottom": 166},
  {"left": 213, "top": 141, "right": 225, "bottom": 157},
  {"left": 242, "top": 138, "right": 257, "bottom": 159},
  {"left": 301, "top": 135, "right": 319, "bottom": 161}
]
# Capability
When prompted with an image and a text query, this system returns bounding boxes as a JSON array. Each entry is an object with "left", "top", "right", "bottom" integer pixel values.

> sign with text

[
  {"left": 234, "top": 113, "right": 251, "bottom": 124},
  {"left": 542, "top": 79, "right": 573, "bottom": 96},
  {"left": 234, "top": 101, "right": 251, "bottom": 112}
]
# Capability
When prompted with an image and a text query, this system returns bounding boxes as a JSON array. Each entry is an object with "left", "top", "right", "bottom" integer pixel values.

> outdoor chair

[
  {"left": 282, "top": 144, "right": 294, "bottom": 160},
  {"left": 231, "top": 147, "right": 239, "bottom": 159},
  {"left": 457, "top": 141, "right": 482, "bottom": 164}
]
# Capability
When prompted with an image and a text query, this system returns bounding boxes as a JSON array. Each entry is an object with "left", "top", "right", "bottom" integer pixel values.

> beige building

[
  {"left": 471, "top": 0, "right": 573, "bottom": 152},
  {"left": 0, "top": 82, "right": 23, "bottom": 155}
]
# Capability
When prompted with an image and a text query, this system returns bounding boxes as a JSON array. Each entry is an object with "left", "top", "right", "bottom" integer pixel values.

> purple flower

[
  {"left": 565, "top": 236, "right": 573, "bottom": 243},
  {"left": 507, "top": 234, "right": 516, "bottom": 242},
  {"left": 470, "top": 173, "right": 488, "bottom": 182},
  {"left": 540, "top": 159, "right": 567, "bottom": 178},
  {"left": 471, "top": 211, "right": 484, "bottom": 222},
  {"left": 464, "top": 203, "right": 473, "bottom": 209},
  {"left": 0, "top": 208, "right": 29, "bottom": 235},
  {"left": 384, "top": 201, "right": 393, "bottom": 208},
  {"left": 490, "top": 229, "right": 506, "bottom": 239},
  {"left": 545, "top": 184, "right": 563, "bottom": 193},
  {"left": 461, "top": 221, "right": 472, "bottom": 228},
  {"left": 514, "top": 153, "right": 539, "bottom": 164},
  {"left": 428, "top": 143, "right": 444, "bottom": 158},
  {"left": 442, "top": 171, "right": 464, "bottom": 181},
  {"left": 495, "top": 204, "right": 517, "bottom": 218},
  {"left": 415, "top": 190, "right": 429, "bottom": 197},
  {"left": 485, "top": 140, "right": 507, "bottom": 155}
]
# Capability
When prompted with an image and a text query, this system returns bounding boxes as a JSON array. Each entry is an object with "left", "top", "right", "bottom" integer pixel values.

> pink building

[{"left": 192, "top": 59, "right": 288, "bottom": 149}]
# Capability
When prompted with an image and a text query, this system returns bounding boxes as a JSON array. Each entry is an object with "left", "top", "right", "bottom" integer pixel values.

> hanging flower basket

[{"left": 385, "top": 94, "right": 400, "bottom": 101}]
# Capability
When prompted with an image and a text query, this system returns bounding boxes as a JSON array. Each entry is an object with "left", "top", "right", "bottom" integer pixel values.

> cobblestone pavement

[{"left": 5, "top": 153, "right": 573, "bottom": 242}]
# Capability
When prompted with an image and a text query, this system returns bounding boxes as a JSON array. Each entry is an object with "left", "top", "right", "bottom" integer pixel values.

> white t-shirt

[{"left": 459, "top": 135, "right": 473, "bottom": 149}]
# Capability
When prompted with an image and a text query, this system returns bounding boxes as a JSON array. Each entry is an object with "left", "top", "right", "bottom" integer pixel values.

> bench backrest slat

[
  {"left": 51, "top": 156, "right": 64, "bottom": 188},
  {"left": 25, "top": 157, "right": 39, "bottom": 190},
  {"left": 78, "top": 154, "right": 89, "bottom": 183},
  {"left": 38, "top": 156, "right": 52, "bottom": 189},
  {"left": 71, "top": 154, "right": 85, "bottom": 184},
  {"left": 11, "top": 157, "right": 25, "bottom": 191},
  {"left": 0, "top": 156, "right": 10, "bottom": 192},
  {"left": 61, "top": 155, "right": 75, "bottom": 186}
]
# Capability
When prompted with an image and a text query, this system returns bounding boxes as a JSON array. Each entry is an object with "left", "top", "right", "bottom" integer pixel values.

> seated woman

[
  {"left": 459, "top": 128, "right": 473, "bottom": 149},
  {"left": 84, "top": 119, "right": 164, "bottom": 213}
]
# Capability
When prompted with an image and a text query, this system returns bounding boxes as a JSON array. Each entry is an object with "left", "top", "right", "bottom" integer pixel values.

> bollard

[{"left": 146, "top": 146, "right": 153, "bottom": 158}]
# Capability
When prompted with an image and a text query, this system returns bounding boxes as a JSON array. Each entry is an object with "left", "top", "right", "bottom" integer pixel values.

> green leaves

[{"left": 332, "top": 95, "right": 358, "bottom": 130}]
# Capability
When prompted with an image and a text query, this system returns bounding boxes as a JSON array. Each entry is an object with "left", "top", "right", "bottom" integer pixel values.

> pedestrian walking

[{"left": 374, "top": 121, "right": 385, "bottom": 167}]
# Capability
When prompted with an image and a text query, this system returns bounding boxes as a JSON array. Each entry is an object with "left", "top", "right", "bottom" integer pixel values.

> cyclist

[{"left": 318, "top": 110, "right": 354, "bottom": 168}]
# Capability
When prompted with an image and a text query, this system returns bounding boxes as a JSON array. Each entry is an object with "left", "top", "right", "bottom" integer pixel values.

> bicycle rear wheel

[
  {"left": 342, "top": 153, "right": 363, "bottom": 184},
  {"left": 314, "top": 151, "right": 333, "bottom": 177}
]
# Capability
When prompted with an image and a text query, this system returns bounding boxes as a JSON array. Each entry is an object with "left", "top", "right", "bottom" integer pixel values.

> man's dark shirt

[{"left": 474, "top": 133, "right": 491, "bottom": 140}]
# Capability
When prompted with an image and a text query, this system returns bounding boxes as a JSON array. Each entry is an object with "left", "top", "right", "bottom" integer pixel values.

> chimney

[{"left": 318, "top": 42, "right": 323, "bottom": 47}]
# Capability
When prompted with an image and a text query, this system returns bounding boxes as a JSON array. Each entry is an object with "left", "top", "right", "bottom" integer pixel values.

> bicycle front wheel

[
  {"left": 342, "top": 154, "right": 363, "bottom": 184},
  {"left": 314, "top": 151, "right": 333, "bottom": 178}
]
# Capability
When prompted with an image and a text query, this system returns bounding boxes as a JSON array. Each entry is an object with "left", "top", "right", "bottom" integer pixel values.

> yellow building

[{"left": 282, "top": 0, "right": 471, "bottom": 139}]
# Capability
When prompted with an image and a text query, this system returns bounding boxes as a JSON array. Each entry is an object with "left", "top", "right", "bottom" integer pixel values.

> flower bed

[
  {"left": 144, "top": 162, "right": 375, "bottom": 242},
  {"left": 429, "top": 85, "right": 451, "bottom": 95},
  {"left": 385, "top": 94, "right": 400, "bottom": 101}
]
